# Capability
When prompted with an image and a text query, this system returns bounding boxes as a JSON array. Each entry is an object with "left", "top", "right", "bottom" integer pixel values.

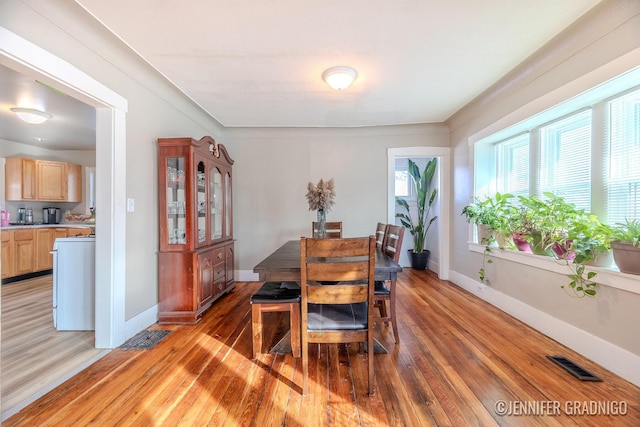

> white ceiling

[
  {"left": 0, "top": 63, "right": 96, "bottom": 150},
  {"left": 2, "top": 1, "right": 600, "bottom": 150},
  {"left": 77, "top": 0, "right": 600, "bottom": 127}
]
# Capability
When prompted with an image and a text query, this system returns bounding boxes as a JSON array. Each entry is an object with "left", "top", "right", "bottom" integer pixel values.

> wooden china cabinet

[{"left": 157, "top": 136, "right": 234, "bottom": 324}]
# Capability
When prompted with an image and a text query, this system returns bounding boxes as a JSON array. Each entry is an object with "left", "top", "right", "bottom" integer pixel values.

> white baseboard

[
  {"left": 448, "top": 270, "right": 640, "bottom": 388},
  {"left": 237, "top": 270, "right": 260, "bottom": 282}
]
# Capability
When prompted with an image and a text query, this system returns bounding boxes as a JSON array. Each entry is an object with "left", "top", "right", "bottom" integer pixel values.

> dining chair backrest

[
  {"left": 375, "top": 222, "right": 387, "bottom": 249},
  {"left": 300, "top": 236, "right": 376, "bottom": 395},
  {"left": 382, "top": 224, "right": 405, "bottom": 263},
  {"left": 312, "top": 221, "right": 343, "bottom": 238}
]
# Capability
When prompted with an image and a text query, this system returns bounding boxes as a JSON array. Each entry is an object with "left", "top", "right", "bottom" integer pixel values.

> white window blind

[
  {"left": 538, "top": 110, "right": 592, "bottom": 211},
  {"left": 495, "top": 133, "right": 529, "bottom": 197},
  {"left": 607, "top": 88, "right": 640, "bottom": 224}
]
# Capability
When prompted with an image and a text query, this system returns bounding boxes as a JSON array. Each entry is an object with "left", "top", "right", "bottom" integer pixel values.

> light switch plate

[{"left": 127, "top": 198, "right": 134, "bottom": 212}]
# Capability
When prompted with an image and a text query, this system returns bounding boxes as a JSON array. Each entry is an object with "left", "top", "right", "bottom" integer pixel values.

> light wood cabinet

[
  {"left": 35, "top": 228, "right": 53, "bottom": 271},
  {"left": 67, "top": 227, "right": 93, "bottom": 237},
  {"left": 67, "top": 163, "right": 82, "bottom": 203},
  {"left": 12, "top": 229, "right": 35, "bottom": 277},
  {"left": 5, "top": 157, "right": 82, "bottom": 202},
  {"left": 1, "top": 231, "right": 12, "bottom": 279},
  {"left": 5, "top": 157, "right": 36, "bottom": 200},
  {"left": 2, "top": 227, "right": 74, "bottom": 280},
  {"left": 157, "top": 136, "right": 234, "bottom": 324}
]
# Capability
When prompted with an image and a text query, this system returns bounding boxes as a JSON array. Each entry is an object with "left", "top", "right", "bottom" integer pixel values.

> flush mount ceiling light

[
  {"left": 322, "top": 66, "right": 358, "bottom": 90},
  {"left": 10, "top": 107, "right": 52, "bottom": 124}
]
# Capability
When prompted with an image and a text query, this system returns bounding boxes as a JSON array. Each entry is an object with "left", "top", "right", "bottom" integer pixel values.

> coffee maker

[{"left": 43, "top": 207, "right": 61, "bottom": 224}]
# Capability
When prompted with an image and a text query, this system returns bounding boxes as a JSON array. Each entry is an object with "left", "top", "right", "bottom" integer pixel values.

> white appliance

[{"left": 52, "top": 237, "right": 96, "bottom": 330}]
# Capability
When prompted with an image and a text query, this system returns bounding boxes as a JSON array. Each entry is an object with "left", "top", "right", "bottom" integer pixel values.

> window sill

[{"left": 468, "top": 242, "right": 640, "bottom": 296}]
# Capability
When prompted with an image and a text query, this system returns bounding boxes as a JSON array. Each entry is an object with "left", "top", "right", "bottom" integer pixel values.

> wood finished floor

[
  {"left": 1, "top": 275, "right": 104, "bottom": 420},
  {"left": 4, "top": 269, "right": 640, "bottom": 426}
]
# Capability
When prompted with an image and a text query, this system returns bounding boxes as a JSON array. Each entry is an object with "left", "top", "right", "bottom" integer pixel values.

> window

[
  {"left": 495, "top": 134, "right": 529, "bottom": 198},
  {"left": 475, "top": 83, "right": 640, "bottom": 224},
  {"left": 538, "top": 110, "right": 591, "bottom": 210},
  {"left": 394, "top": 170, "right": 410, "bottom": 197},
  {"left": 607, "top": 89, "right": 640, "bottom": 224}
]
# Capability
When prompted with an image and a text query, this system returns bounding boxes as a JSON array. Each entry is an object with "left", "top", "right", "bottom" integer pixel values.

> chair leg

[
  {"left": 390, "top": 281, "right": 399, "bottom": 344},
  {"left": 367, "top": 334, "right": 374, "bottom": 396},
  {"left": 251, "top": 304, "right": 262, "bottom": 359},
  {"left": 377, "top": 298, "right": 388, "bottom": 321},
  {"left": 302, "top": 333, "right": 308, "bottom": 395},
  {"left": 289, "top": 302, "right": 301, "bottom": 358}
]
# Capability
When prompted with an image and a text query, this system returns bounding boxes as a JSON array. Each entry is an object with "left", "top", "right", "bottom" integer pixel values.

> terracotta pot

[{"left": 611, "top": 241, "right": 640, "bottom": 275}]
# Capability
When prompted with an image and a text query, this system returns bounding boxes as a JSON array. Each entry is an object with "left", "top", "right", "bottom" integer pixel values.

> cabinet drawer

[
  {"left": 213, "top": 261, "right": 225, "bottom": 281},
  {"left": 14, "top": 229, "right": 35, "bottom": 241},
  {"left": 1, "top": 231, "right": 9, "bottom": 242},
  {"left": 212, "top": 248, "right": 225, "bottom": 263}
]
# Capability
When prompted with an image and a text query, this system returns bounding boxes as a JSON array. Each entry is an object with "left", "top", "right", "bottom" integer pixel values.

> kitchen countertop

[{"left": 1, "top": 223, "right": 95, "bottom": 230}]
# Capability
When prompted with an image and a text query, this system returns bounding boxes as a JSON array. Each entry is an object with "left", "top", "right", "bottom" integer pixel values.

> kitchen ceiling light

[
  {"left": 10, "top": 107, "right": 52, "bottom": 124},
  {"left": 322, "top": 66, "right": 358, "bottom": 90}
]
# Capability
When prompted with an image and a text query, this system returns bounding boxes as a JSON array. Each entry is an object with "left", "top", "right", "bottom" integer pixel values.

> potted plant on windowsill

[
  {"left": 461, "top": 192, "right": 514, "bottom": 247},
  {"left": 610, "top": 219, "right": 640, "bottom": 275},
  {"left": 461, "top": 192, "right": 515, "bottom": 283},
  {"left": 396, "top": 158, "right": 438, "bottom": 270},
  {"left": 560, "top": 215, "right": 613, "bottom": 298}
]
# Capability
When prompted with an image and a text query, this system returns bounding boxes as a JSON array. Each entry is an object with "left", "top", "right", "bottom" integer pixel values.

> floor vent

[{"left": 547, "top": 356, "right": 602, "bottom": 381}]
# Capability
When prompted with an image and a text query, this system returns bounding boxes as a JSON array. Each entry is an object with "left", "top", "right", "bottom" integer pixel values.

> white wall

[
  {"left": 223, "top": 124, "right": 449, "bottom": 280},
  {"left": 447, "top": 0, "right": 640, "bottom": 386},
  {"left": 0, "top": 0, "right": 225, "bottom": 320}
]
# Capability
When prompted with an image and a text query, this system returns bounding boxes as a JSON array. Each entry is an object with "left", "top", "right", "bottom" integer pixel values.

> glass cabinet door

[
  {"left": 196, "top": 161, "right": 207, "bottom": 244},
  {"left": 210, "top": 167, "right": 222, "bottom": 240},
  {"left": 225, "top": 172, "right": 231, "bottom": 237},
  {"left": 166, "top": 156, "right": 186, "bottom": 245}
]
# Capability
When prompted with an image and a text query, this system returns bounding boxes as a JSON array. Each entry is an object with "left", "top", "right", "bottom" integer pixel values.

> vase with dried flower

[{"left": 306, "top": 178, "right": 335, "bottom": 238}]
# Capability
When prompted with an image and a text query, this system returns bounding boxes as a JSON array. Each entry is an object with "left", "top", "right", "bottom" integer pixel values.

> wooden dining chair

[
  {"left": 374, "top": 224, "right": 405, "bottom": 344},
  {"left": 300, "top": 236, "right": 376, "bottom": 396},
  {"left": 375, "top": 222, "right": 387, "bottom": 249},
  {"left": 311, "top": 221, "right": 343, "bottom": 238}
]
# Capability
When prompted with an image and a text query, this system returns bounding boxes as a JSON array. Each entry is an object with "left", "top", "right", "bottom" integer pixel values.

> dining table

[{"left": 252, "top": 239, "right": 403, "bottom": 354}]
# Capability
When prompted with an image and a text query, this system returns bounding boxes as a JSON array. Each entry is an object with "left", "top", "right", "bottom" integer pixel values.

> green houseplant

[
  {"left": 461, "top": 192, "right": 515, "bottom": 283},
  {"left": 396, "top": 158, "right": 438, "bottom": 270}
]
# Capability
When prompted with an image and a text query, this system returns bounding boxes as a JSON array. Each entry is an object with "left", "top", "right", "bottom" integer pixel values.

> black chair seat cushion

[
  {"left": 374, "top": 281, "right": 390, "bottom": 295},
  {"left": 307, "top": 302, "right": 368, "bottom": 330},
  {"left": 250, "top": 281, "right": 301, "bottom": 304}
]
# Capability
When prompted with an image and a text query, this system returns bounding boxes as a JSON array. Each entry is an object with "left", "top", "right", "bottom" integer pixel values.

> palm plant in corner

[{"left": 396, "top": 158, "right": 438, "bottom": 270}]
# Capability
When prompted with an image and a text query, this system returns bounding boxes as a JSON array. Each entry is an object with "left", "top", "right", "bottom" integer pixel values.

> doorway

[
  {"left": 0, "top": 27, "right": 127, "bottom": 348},
  {"left": 387, "top": 147, "right": 450, "bottom": 280}
]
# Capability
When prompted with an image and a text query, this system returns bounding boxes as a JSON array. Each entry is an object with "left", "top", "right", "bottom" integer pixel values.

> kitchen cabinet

[
  {"left": 2, "top": 227, "right": 71, "bottom": 280},
  {"left": 35, "top": 227, "right": 68, "bottom": 271},
  {"left": 4, "top": 157, "right": 83, "bottom": 202},
  {"left": 35, "top": 228, "right": 53, "bottom": 271},
  {"left": 12, "top": 229, "right": 36, "bottom": 277},
  {"left": 67, "top": 227, "right": 93, "bottom": 237},
  {"left": 37, "top": 161, "right": 68, "bottom": 201},
  {"left": 67, "top": 163, "right": 82, "bottom": 203},
  {"left": 1, "top": 231, "right": 11, "bottom": 279},
  {"left": 157, "top": 136, "right": 234, "bottom": 324},
  {"left": 5, "top": 157, "right": 36, "bottom": 200}
]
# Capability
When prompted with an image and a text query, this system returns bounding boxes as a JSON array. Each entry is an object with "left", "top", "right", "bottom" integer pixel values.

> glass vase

[{"left": 317, "top": 209, "right": 327, "bottom": 238}]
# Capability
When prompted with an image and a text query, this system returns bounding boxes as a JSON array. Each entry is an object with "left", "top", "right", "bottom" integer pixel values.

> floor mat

[{"left": 119, "top": 330, "right": 171, "bottom": 350}]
